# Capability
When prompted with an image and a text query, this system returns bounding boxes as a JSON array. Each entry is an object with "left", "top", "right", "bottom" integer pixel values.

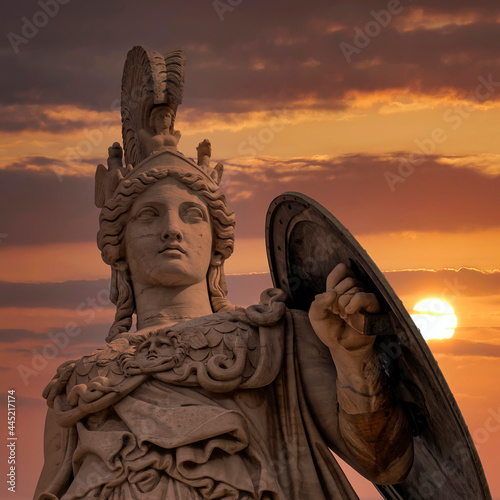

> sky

[{"left": 1, "top": 0, "right": 499, "bottom": 498}]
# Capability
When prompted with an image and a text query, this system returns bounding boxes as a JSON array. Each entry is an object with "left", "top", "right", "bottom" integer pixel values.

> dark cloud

[
  {"left": 0, "top": 165, "right": 98, "bottom": 246},
  {"left": 0, "top": 323, "right": 110, "bottom": 349},
  {"left": 0, "top": 279, "right": 111, "bottom": 308},
  {"left": 1, "top": 153, "right": 499, "bottom": 247},
  {"left": 0, "top": 105, "right": 87, "bottom": 133},
  {"left": 225, "top": 154, "right": 500, "bottom": 238},
  {"left": 0, "top": 275, "right": 272, "bottom": 310},
  {"left": 2, "top": 1, "right": 500, "bottom": 112},
  {"left": 0, "top": 329, "right": 41, "bottom": 343},
  {"left": 1, "top": 268, "right": 495, "bottom": 315},
  {"left": 428, "top": 338, "right": 500, "bottom": 357},
  {"left": 386, "top": 268, "right": 500, "bottom": 298},
  {"left": 5, "top": 155, "right": 97, "bottom": 172}
]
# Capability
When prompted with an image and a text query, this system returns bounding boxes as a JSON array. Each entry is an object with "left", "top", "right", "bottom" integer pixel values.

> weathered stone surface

[
  {"left": 35, "top": 46, "right": 415, "bottom": 500},
  {"left": 267, "top": 193, "right": 492, "bottom": 499}
]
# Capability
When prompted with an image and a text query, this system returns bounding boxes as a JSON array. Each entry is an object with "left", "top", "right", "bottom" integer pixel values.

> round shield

[{"left": 265, "top": 192, "right": 491, "bottom": 500}]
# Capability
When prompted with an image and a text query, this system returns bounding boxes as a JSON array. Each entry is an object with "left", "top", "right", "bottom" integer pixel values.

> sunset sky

[{"left": 1, "top": 1, "right": 500, "bottom": 498}]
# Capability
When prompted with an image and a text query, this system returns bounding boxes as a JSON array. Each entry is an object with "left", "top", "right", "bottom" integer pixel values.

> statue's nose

[
  {"left": 161, "top": 213, "right": 182, "bottom": 241},
  {"left": 161, "top": 226, "right": 182, "bottom": 241},
  {"left": 161, "top": 210, "right": 182, "bottom": 241}
]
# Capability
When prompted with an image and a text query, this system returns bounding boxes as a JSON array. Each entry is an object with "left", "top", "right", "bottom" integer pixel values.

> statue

[
  {"left": 138, "top": 105, "right": 181, "bottom": 155},
  {"left": 35, "top": 46, "right": 490, "bottom": 500}
]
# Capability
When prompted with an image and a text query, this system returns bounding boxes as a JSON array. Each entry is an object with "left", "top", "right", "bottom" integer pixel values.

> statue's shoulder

[
  {"left": 243, "top": 287, "right": 288, "bottom": 325},
  {"left": 247, "top": 288, "right": 311, "bottom": 327},
  {"left": 42, "top": 337, "right": 136, "bottom": 406},
  {"left": 42, "top": 289, "right": 290, "bottom": 404}
]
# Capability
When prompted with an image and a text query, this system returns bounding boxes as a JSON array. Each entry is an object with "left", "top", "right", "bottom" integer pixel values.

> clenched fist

[{"left": 309, "top": 263, "right": 380, "bottom": 353}]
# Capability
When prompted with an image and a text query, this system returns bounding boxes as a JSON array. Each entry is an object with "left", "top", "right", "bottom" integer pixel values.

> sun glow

[{"left": 410, "top": 298, "right": 457, "bottom": 340}]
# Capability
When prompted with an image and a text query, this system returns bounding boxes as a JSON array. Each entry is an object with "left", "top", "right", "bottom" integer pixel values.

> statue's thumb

[{"left": 309, "top": 291, "right": 337, "bottom": 321}]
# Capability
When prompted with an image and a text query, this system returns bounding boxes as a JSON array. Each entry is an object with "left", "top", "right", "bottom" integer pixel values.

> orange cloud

[{"left": 394, "top": 8, "right": 490, "bottom": 33}]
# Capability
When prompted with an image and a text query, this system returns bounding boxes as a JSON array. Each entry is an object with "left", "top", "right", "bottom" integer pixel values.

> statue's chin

[
  {"left": 138, "top": 356, "right": 177, "bottom": 373},
  {"left": 131, "top": 260, "right": 209, "bottom": 290}
]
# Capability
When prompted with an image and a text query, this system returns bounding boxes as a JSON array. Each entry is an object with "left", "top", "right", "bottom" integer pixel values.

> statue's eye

[
  {"left": 139, "top": 342, "right": 150, "bottom": 352},
  {"left": 136, "top": 207, "right": 158, "bottom": 219},
  {"left": 183, "top": 205, "right": 206, "bottom": 222}
]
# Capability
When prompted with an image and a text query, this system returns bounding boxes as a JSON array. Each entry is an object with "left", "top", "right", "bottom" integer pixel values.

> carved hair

[{"left": 98, "top": 166, "right": 236, "bottom": 342}]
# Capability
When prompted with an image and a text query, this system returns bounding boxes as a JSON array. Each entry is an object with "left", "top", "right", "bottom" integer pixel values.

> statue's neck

[{"left": 132, "top": 280, "right": 213, "bottom": 331}]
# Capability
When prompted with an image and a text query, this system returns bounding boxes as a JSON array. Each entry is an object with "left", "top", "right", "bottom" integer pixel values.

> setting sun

[{"left": 410, "top": 298, "right": 458, "bottom": 340}]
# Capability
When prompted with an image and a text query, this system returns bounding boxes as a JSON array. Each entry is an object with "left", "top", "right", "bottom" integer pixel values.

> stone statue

[
  {"left": 34, "top": 46, "right": 413, "bottom": 500},
  {"left": 138, "top": 104, "right": 181, "bottom": 155}
]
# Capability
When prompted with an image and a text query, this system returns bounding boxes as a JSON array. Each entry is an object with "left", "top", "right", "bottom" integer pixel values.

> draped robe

[{"left": 35, "top": 289, "right": 412, "bottom": 499}]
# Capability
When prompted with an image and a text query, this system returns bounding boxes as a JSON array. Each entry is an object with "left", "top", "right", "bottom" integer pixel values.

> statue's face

[
  {"left": 152, "top": 107, "right": 173, "bottom": 132},
  {"left": 133, "top": 334, "right": 185, "bottom": 372},
  {"left": 138, "top": 336, "right": 175, "bottom": 360},
  {"left": 124, "top": 176, "right": 213, "bottom": 288}
]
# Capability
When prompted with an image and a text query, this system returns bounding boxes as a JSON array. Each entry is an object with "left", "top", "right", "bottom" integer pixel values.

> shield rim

[{"left": 265, "top": 191, "right": 491, "bottom": 500}]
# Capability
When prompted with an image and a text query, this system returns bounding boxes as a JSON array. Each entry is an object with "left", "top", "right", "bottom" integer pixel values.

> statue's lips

[{"left": 159, "top": 246, "right": 186, "bottom": 256}]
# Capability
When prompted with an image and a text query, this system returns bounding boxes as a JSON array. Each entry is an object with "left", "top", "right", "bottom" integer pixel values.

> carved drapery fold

[{"left": 35, "top": 292, "right": 366, "bottom": 499}]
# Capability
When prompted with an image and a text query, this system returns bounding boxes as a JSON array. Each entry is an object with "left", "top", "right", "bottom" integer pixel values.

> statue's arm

[
  {"left": 333, "top": 343, "right": 413, "bottom": 484},
  {"left": 291, "top": 310, "right": 413, "bottom": 484},
  {"left": 306, "top": 263, "right": 413, "bottom": 484},
  {"left": 293, "top": 307, "right": 412, "bottom": 485}
]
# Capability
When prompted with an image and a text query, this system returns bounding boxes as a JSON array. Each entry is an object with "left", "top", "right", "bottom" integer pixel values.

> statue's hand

[{"left": 309, "top": 263, "right": 380, "bottom": 352}]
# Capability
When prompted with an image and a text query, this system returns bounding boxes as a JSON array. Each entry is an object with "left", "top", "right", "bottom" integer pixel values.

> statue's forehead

[
  {"left": 132, "top": 176, "right": 206, "bottom": 206},
  {"left": 142, "top": 334, "right": 171, "bottom": 343}
]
